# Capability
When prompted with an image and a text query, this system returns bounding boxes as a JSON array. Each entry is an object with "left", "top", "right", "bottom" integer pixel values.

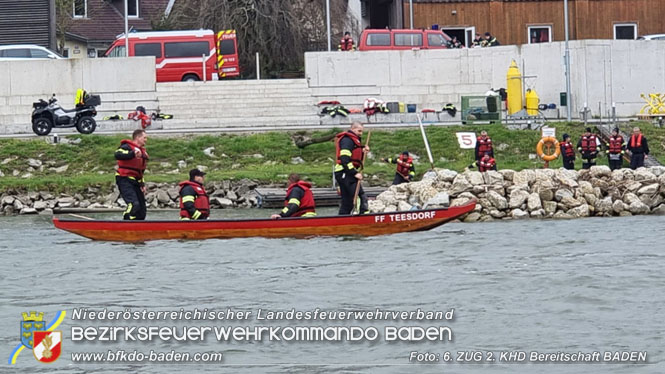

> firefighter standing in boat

[
  {"left": 560, "top": 133, "right": 576, "bottom": 170},
  {"left": 381, "top": 151, "right": 415, "bottom": 185},
  {"left": 271, "top": 173, "right": 316, "bottom": 219},
  {"left": 334, "top": 122, "right": 369, "bottom": 215},
  {"left": 627, "top": 127, "right": 650, "bottom": 169},
  {"left": 179, "top": 169, "right": 210, "bottom": 220},
  {"left": 577, "top": 127, "right": 600, "bottom": 169},
  {"left": 115, "top": 129, "right": 148, "bottom": 220},
  {"left": 606, "top": 127, "right": 626, "bottom": 171}
]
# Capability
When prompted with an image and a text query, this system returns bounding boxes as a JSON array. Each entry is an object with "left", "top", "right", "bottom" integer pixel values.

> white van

[{"left": 637, "top": 34, "right": 665, "bottom": 40}]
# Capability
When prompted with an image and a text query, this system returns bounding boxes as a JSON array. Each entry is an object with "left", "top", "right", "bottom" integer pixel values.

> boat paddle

[
  {"left": 352, "top": 131, "right": 371, "bottom": 215},
  {"left": 417, "top": 113, "right": 437, "bottom": 179}
]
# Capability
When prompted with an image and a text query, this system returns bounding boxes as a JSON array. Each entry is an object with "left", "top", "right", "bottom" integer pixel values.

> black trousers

[
  {"left": 116, "top": 176, "right": 146, "bottom": 220},
  {"left": 563, "top": 159, "right": 575, "bottom": 170},
  {"left": 335, "top": 171, "right": 368, "bottom": 215},
  {"left": 608, "top": 154, "right": 623, "bottom": 171},
  {"left": 581, "top": 152, "right": 596, "bottom": 169},
  {"left": 392, "top": 173, "right": 409, "bottom": 185},
  {"left": 630, "top": 153, "right": 645, "bottom": 170}
]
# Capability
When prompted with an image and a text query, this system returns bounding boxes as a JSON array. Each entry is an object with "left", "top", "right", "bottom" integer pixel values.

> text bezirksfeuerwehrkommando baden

[{"left": 71, "top": 308, "right": 447, "bottom": 321}]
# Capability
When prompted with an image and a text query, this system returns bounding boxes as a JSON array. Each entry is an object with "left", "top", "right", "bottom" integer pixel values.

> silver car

[{"left": 0, "top": 44, "right": 63, "bottom": 60}]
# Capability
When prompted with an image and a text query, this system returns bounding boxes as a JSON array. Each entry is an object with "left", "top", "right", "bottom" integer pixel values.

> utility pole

[
  {"left": 326, "top": 0, "right": 331, "bottom": 51},
  {"left": 124, "top": 0, "right": 129, "bottom": 57},
  {"left": 564, "top": 0, "right": 572, "bottom": 121},
  {"left": 409, "top": 0, "right": 413, "bottom": 29}
]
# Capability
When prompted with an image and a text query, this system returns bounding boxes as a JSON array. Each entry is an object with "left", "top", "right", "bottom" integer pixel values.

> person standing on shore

[
  {"left": 627, "top": 127, "right": 649, "bottom": 170},
  {"left": 338, "top": 32, "right": 355, "bottom": 51},
  {"left": 115, "top": 129, "right": 148, "bottom": 220},
  {"left": 271, "top": 173, "right": 316, "bottom": 219},
  {"left": 475, "top": 130, "right": 494, "bottom": 163},
  {"left": 606, "top": 128, "right": 626, "bottom": 171},
  {"left": 381, "top": 151, "right": 415, "bottom": 185},
  {"left": 560, "top": 133, "right": 576, "bottom": 170},
  {"left": 334, "top": 122, "right": 369, "bottom": 215},
  {"left": 577, "top": 127, "right": 599, "bottom": 169},
  {"left": 179, "top": 169, "right": 210, "bottom": 220}
]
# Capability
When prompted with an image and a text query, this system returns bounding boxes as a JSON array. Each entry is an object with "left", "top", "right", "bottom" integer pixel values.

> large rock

[
  {"left": 156, "top": 190, "right": 171, "bottom": 204},
  {"left": 489, "top": 209, "right": 506, "bottom": 218},
  {"left": 33, "top": 201, "right": 48, "bottom": 211},
  {"left": 640, "top": 194, "right": 664, "bottom": 209},
  {"left": 637, "top": 183, "right": 659, "bottom": 195},
  {"left": 1, "top": 196, "right": 15, "bottom": 206},
  {"left": 554, "top": 189, "right": 573, "bottom": 202},
  {"left": 27, "top": 158, "right": 42, "bottom": 168},
  {"left": 377, "top": 191, "right": 398, "bottom": 206},
  {"left": 567, "top": 204, "right": 590, "bottom": 218},
  {"left": 649, "top": 166, "right": 665, "bottom": 176},
  {"left": 553, "top": 211, "right": 572, "bottom": 219},
  {"left": 466, "top": 171, "right": 485, "bottom": 186},
  {"left": 513, "top": 169, "right": 536, "bottom": 186},
  {"left": 463, "top": 212, "right": 481, "bottom": 222},
  {"left": 543, "top": 201, "right": 558, "bottom": 215},
  {"left": 612, "top": 200, "right": 626, "bottom": 213},
  {"left": 484, "top": 170, "right": 504, "bottom": 185},
  {"left": 19, "top": 207, "right": 38, "bottom": 215},
  {"left": 436, "top": 169, "right": 458, "bottom": 182},
  {"left": 594, "top": 197, "right": 613, "bottom": 214},
  {"left": 508, "top": 189, "right": 530, "bottom": 209},
  {"left": 622, "top": 192, "right": 640, "bottom": 205},
  {"left": 368, "top": 199, "right": 386, "bottom": 213},
  {"left": 397, "top": 201, "right": 413, "bottom": 211},
  {"left": 589, "top": 165, "right": 611, "bottom": 178},
  {"left": 628, "top": 201, "right": 650, "bottom": 215},
  {"left": 211, "top": 197, "right": 233, "bottom": 208},
  {"left": 633, "top": 168, "right": 656, "bottom": 182},
  {"left": 166, "top": 187, "right": 180, "bottom": 201},
  {"left": 449, "top": 175, "right": 473, "bottom": 196},
  {"left": 487, "top": 190, "right": 508, "bottom": 210},
  {"left": 555, "top": 169, "right": 579, "bottom": 188},
  {"left": 510, "top": 209, "right": 529, "bottom": 219},
  {"left": 652, "top": 204, "right": 665, "bottom": 215},
  {"left": 527, "top": 193, "right": 542, "bottom": 211},
  {"left": 577, "top": 181, "right": 594, "bottom": 196},
  {"left": 423, "top": 192, "right": 450, "bottom": 208},
  {"left": 57, "top": 196, "right": 76, "bottom": 208},
  {"left": 498, "top": 169, "right": 514, "bottom": 181}
]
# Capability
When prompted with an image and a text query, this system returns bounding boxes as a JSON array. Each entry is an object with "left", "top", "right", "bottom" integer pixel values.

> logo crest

[
  {"left": 32, "top": 331, "right": 62, "bottom": 363},
  {"left": 20, "top": 311, "right": 44, "bottom": 349}
]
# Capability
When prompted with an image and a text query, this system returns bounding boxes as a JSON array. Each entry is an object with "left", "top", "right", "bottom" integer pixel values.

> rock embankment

[
  {"left": 369, "top": 166, "right": 665, "bottom": 221},
  {"left": 0, "top": 179, "right": 262, "bottom": 215}
]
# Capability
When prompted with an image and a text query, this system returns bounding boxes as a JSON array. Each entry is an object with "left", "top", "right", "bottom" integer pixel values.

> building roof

[{"left": 68, "top": 0, "right": 169, "bottom": 44}]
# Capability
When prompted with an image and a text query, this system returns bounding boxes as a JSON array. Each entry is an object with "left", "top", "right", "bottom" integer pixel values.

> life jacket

[
  {"left": 116, "top": 139, "right": 148, "bottom": 179},
  {"left": 479, "top": 156, "right": 496, "bottom": 172},
  {"left": 285, "top": 181, "right": 316, "bottom": 217},
  {"left": 339, "top": 37, "right": 354, "bottom": 51},
  {"left": 561, "top": 141, "right": 575, "bottom": 158},
  {"left": 335, "top": 131, "right": 363, "bottom": 170},
  {"left": 395, "top": 155, "right": 413, "bottom": 178},
  {"left": 579, "top": 134, "right": 598, "bottom": 153},
  {"left": 630, "top": 134, "right": 643, "bottom": 148},
  {"left": 608, "top": 136, "right": 624, "bottom": 154},
  {"left": 477, "top": 136, "right": 493, "bottom": 156},
  {"left": 178, "top": 180, "right": 210, "bottom": 219}
]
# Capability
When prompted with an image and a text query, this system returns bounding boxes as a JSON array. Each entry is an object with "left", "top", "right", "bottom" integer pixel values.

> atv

[{"left": 31, "top": 90, "right": 101, "bottom": 136}]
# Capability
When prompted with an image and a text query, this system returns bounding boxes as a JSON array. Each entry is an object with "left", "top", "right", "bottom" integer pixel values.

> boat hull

[{"left": 52, "top": 201, "right": 475, "bottom": 241}]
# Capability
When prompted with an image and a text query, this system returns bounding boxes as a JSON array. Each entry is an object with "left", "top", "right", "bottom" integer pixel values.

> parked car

[
  {"left": 0, "top": 45, "right": 63, "bottom": 61},
  {"left": 358, "top": 29, "right": 451, "bottom": 51},
  {"left": 637, "top": 34, "right": 665, "bottom": 40}
]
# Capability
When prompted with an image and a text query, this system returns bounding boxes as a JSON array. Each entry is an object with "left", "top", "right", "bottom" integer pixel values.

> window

[
  {"left": 4, "top": 48, "right": 30, "bottom": 57},
  {"left": 614, "top": 23, "right": 637, "bottom": 40},
  {"left": 127, "top": 0, "right": 139, "bottom": 17},
  {"left": 73, "top": 0, "right": 86, "bottom": 17},
  {"left": 164, "top": 41, "right": 210, "bottom": 58},
  {"left": 394, "top": 33, "right": 422, "bottom": 47},
  {"left": 366, "top": 33, "right": 390, "bottom": 46},
  {"left": 135, "top": 43, "right": 162, "bottom": 58},
  {"left": 87, "top": 48, "right": 96, "bottom": 58},
  {"left": 427, "top": 33, "right": 446, "bottom": 47},
  {"left": 219, "top": 39, "right": 235, "bottom": 55},
  {"left": 107, "top": 45, "right": 126, "bottom": 57},
  {"left": 30, "top": 49, "right": 51, "bottom": 58},
  {"left": 62, "top": 49, "right": 69, "bottom": 58},
  {"left": 528, "top": 26, "right": 552, "bottom": 44}
]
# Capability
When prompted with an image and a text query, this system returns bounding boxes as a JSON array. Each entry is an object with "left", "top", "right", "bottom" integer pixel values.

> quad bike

[{"left": 31, "top": 90, "right": 101, "bottom": 136}]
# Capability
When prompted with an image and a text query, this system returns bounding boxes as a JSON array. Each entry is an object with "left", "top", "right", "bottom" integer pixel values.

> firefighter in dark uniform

[
  {"left": 271, "top": 173, "right": 316, "bottom": 219},
  {"left": 475, "top": 130, "right": 494, "bottom": 162},
  {"left": 115, "top": 129, "right": 148, "bottom": 220},
  {"left": 627, "top": 127, "right": 649, "bottom": 170},
  {"left": 606, "top": 128, "right": 626, "bottom": 171},
  {"left": 560, "top": 133, "right": 576, "bottom": 170},
  {"left": 467, "top": 152, "right": 496, "bottom": 172},
  {"left": 334, "top": 122, "right": 369, "bottom": 215},
  {"left": 577, "top": 127, "right": 600, "bottom": 169},
  {"left": 381, "top": 151, "right": 415, "bottom": 185},
  {"left": 338, "top": 32, "right": 355, "bottom": 51},
  {"left": 179, "top": 169, "right": 210, "bottom": 220}
]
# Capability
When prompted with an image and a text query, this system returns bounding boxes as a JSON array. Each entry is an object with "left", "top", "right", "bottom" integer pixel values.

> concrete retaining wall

[{"left": 305, "top": 40, "right": 665, "bottom": 118}]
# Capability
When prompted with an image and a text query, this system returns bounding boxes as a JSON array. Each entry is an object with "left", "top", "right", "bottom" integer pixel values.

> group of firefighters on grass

[{"left": 114, "top": 124, "right": 651, "bottom": 221}]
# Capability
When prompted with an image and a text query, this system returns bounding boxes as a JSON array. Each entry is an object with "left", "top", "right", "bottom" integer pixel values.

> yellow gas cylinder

[
  {"left": 525, "top": 88, "right": 540, "bottom": 116},
  {"left": 506, "top": 60, "right": 522, "bottom": 115}
]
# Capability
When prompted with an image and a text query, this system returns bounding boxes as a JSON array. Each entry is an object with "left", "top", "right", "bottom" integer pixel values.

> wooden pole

[{"left": 352, "top": 131, "right": 371, "bottom": 215}]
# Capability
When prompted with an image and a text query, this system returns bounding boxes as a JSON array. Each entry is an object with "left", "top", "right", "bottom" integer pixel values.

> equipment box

[{"left": 461, "top": 96, "right": 501, "bottom": 124}]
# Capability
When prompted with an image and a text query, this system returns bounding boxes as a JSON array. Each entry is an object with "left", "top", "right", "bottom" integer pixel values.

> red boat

[{"left": 52, "top": 201, "right": 475, "bottom": 242}]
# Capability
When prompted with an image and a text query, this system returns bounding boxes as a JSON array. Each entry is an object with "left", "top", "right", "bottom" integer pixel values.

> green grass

[{"left": 1, "top": 122, "right": 664, "bottom": 193}]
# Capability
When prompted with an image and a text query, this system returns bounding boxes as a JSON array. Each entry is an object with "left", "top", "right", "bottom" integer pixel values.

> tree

[
  {"left": 159, "top": 0, "right": 358, "bottom": 78},
  {"left": 54, "top": 0, "right": 75, "bottom": 54}
]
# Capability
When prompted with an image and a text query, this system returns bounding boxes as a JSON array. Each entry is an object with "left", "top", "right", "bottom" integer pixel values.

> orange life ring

[{"left": 536, "top": 136, "right": 560, "bottom": 161}]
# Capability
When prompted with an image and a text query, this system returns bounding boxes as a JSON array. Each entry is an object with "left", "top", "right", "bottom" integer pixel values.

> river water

[{"left": 1, "top": 210, "right": 663, "bottom": 373}]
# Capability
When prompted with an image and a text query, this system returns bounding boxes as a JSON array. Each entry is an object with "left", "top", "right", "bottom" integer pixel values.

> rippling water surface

[{"left": 1, "top": 211, "right": 663, "bottom": 373}]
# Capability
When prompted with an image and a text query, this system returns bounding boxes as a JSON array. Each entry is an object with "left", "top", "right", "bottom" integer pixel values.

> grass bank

[{"left": 1, "top": 122, "right": 663, "bottom": 193}]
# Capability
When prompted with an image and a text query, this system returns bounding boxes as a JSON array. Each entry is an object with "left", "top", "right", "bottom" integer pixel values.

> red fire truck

[{"left": 105, "top": 29, "right": 239, "bottom": 82}]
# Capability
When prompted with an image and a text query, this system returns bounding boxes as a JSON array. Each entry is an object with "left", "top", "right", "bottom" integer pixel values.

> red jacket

[
  {"left": 283, "top": 181, "right": 316, "bottom": 217},
  {"left": 179, "top": 180, "right": 210, "bottom": 219},
  {"left": 116, "top": 139, "right": 148, "bottom": 179}
]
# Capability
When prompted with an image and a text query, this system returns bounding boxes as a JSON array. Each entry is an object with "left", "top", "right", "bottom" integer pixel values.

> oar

[
  {"left": 352, "top": 131, "right": 371, "bottom": 215},
  {"left": 68, "top": 213, "right": 94, "bottom": 220},
  {"left": 417, "top": 113, "right": 435, "bottom": 170}
]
